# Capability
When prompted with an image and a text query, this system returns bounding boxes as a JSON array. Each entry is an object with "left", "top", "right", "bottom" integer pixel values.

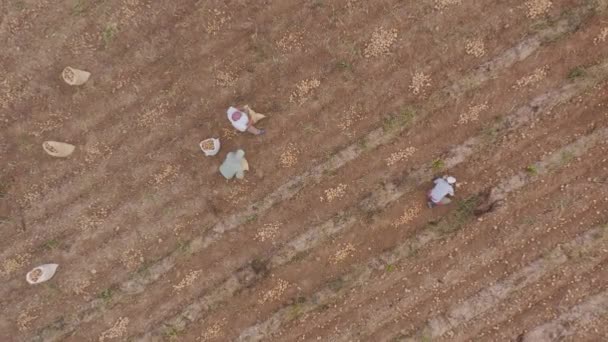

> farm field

[{"left": 1, "top": 0, "right": 608, "bottom": 341}]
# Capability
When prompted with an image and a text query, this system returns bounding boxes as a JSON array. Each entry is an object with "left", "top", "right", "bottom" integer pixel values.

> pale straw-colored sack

[
  {"left": 243, "top": 105, "right": 266, "bottom": 123},
  {"left": 199, "top": 138, "right": 221, "bottom": 156},
  {"left": 26, "top": 264, "right": 59, "bottom": 284},
  {"left": 43, "top": 141, "right": 75, "bottom": 157},
  {"left": 62, "top": 67, "right": 91, "bottom": 86}
]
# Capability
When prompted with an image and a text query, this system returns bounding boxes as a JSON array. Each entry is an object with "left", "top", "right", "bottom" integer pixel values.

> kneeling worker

[{"left": 427, "top": 175, "right": 457, "bottom": 208}]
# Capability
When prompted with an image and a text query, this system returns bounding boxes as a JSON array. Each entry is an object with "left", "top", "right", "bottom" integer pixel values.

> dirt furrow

[
  {"left": 205, "top": 157, "right": 607, "bottom": 342},
  {"left": 311, "top": 33, "right": 608, "bottom": 341},
  {"left": 4, "top": 0, "right": 584, "bottom": 264},
  {"left": 2, "top": 0, "right": 473, "bottom": 262},
  {"left": 326, "top": 123, "right": 608, "bottom": 341},
  {"left": 3, "top": 0, "right": 395, "bottom": 223},
  {"left": 21, "top": 0, "right": 604, "bottom": 340},
  {"left": 271, "top": 65, "right": 605, "bottom": 273},
  {"left": 237, "top": 118, "right": 608, "bottom": 341},
  {"left": 521, "top": 289, "right": 608, "bottom": 341},
  {"left": 3, "top": 0, "right": 406, "bottom": 295},
  {"left": 2, "top": 35, "right": 271, "bottom": 301},
  {"left": 1, "top": 0, "right": 231, "bottom": 132},
  {"left": 398, "top": 223, "right": 608, "bottom": 342},
  {"left": 121, "top": 11, "right": 607, "bottom": 340},
  {"left": 5, "top": 0, "right": 564, "bottom": 235},
  {"left": 1, "top": 0, "right": 235, "bottom": 252},
  {"left": 3, "top": 0, "right": 338, "bottom": 248},
  {"left": 4, "top": 14, "right": 251, "bottom": 220},
  {"left": 440, "top": 250, "right": 608, "bottom": 341},
  {"left": 26, "top": 4, "right": 570, "bottom": 339},
  {"left": 1, "top": 0, "right": 199, "bottom": 165},
  {"left": 21, "top": 0, "right": 486, "bottom": 338},
  {"left": 465, "top": 230, "right": 608, "bottom": 341},
  {"left": 7, "top": 0, "right": 608, "bottom": 341},
  {"left": 325, "top": 197, "right": 606, "bottom": 342},
  {"left": 300, "top": 126, "right": 603, "bottom": 340}
]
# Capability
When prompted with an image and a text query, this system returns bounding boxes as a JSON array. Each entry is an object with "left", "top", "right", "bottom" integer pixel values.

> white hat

[{"left": 446, "top": 176, "right": 457, "bottom": 184}]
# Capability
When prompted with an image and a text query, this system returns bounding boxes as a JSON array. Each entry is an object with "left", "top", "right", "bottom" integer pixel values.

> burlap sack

[
  {"left": 62, "top": 67, "right": 91, "bottom": 86},
  {"left": 26, "top": 264, "right": 59, "bottom": 285},
  {"left": 43, "top": 141, "right": 75, "bottom": 157},
  {"left": 199, "top": 138, "right": 221, "bottom": 156},
  {"left": 244, "top": 105, "right": 266, "bottom": 123}
]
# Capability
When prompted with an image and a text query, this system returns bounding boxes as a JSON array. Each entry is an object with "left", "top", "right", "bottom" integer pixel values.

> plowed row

[{"left": 1, "top": 0, "right": 607, "bottom": 341}]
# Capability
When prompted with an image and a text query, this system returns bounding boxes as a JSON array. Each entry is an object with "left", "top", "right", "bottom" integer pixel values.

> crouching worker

[
  {"left": 427, "top": 175, "right": 457, "bottom": 208},
  {"left": 219, "top": 149, "right": 249, "bottom": 180}
]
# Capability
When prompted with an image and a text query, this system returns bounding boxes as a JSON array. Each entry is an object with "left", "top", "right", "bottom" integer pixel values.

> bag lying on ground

[
  {"left": 62, "top": 67, "right": 91, "bottom": 86},
  {"left": 26, "top": 264, "right": 59, "bottom": 285},
  {"left": 43, "top": 141, "right": 75, "bottom": 157},
  {"left": 243, "top": 105, "right": 266, "bottom": 123},
  {"left": 200, "top": 138, "right": 221, "bottom": 156}
]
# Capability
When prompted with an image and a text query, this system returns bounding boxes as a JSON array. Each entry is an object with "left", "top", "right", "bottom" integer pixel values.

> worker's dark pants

[{"left": 427, "top": 194, "right": 451, "bottom": 207}]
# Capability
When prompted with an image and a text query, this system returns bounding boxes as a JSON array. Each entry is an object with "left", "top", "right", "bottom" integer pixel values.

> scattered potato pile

[
  {"left": 410, "top": 72, "right": 431, "bottom": 95},
  {"left": 465, "top": 38, "right": 486, "bottom": 58},
  {"left": 173, "top": 270, "right": 202, "bottom": 292},
  {"left": 17, "top": 311, "right": 38, "bottom": 332},
  {"left": 150, "top": 164, "right": 179, "bottom": 186},
  {"left": 330, "top": 243, "right": 356, "bottom": 264},
  {"left": 386, "top": 147, "right": 417, "bottom": 166},
  {"left": 255, "top": 223, "right": 281, "bottom": 242},
  {"left": 290, "top": 78, "right": 320, "bottom": 104},
  {"left": 201, "top": 139, "right": 215, "bottom": 151},
  {"left": 525, "top": 0, "right": 552, "bottom": 19},
  {"left": 393, "top": 205, "right": 421, "bottom": 227},
  {"left": 594, "top": 27, "right": 608, "bottom": 45},
  {"left": 259, "top": 279, "right": 289, "bottom": 304},
  {"left": 364, "top": 27, "right": 397, "bottom": 58},
  {"left": 514, "top": 66, "right": 548, "bottom": 89},
  {"left": 279, "top": 144, "right": 299, "bottom": 168},
  {"left": 29, "top": 268, "right": 42, "bottom": 282},
  {"left": 222, "top": 128, "right": 237, "bottom": 140},
  {"left": 277, "top": 31, "right": 303, "bottom": 52},
  {"left": 1, "top": 254, "right": 30, "bottom": 276},
  {"left": 199, "top": 319, "right": 226, "bottom": 341},
  {"left": 321, "top": 183, "right": 348, "bottom": 202},
  {"left": 215, "top": 70, "right": 236, "bottom": 87},
  {"left": 99, "top": 317, "right": 129, "bottom": 342},
  {"left": 204, "top": 9, "right": 231, "bottom": 35},
  {"left": 434, "top": 0, "right": 462, "bottom": 11},
  {"left": 458, "top": 102, "right": 489, "bottom": 124},
  {"left": 337, "top": 105, "right": 363, "bottom": 136},
  {"left": 62, "top": 68, "right": 75, "bottom": 83}
]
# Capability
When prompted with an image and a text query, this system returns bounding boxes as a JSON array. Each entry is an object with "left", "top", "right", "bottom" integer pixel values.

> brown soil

[{"left": 1, "top": 0, "right": 608, "bottom": 341}]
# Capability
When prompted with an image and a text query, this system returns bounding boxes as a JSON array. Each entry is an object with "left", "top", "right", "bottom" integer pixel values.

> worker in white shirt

[
  {"left": 227, "top": 105, "right": 266, "bottom": 135},
  {"left": 427, "top": 175, "right": 457, "bottom": 208}
]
